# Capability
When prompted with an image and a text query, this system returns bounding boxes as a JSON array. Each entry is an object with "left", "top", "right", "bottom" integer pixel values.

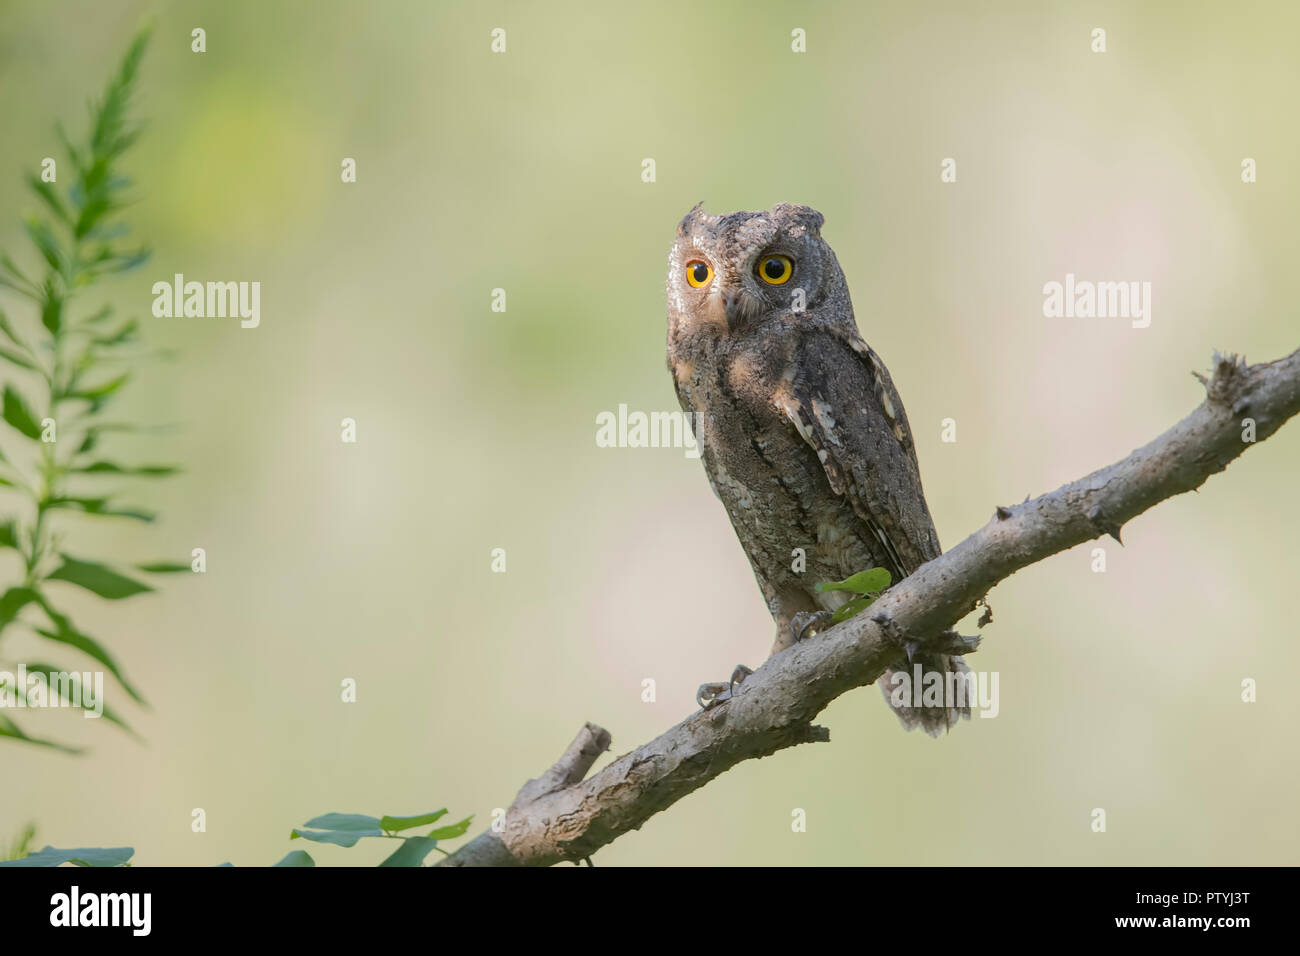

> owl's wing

[{"left": 776, "top": 330, "right": 941, "bottom": 579}]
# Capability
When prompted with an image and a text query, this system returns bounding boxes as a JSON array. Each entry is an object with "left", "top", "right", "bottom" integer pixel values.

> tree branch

[{"left": 438, "top": 347, "right": 1300, "bottom": 867}]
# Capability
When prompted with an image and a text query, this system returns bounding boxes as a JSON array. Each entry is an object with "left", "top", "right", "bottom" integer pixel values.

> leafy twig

[{"left": 0, "top": 29, "right": 185, "bottom": 751}]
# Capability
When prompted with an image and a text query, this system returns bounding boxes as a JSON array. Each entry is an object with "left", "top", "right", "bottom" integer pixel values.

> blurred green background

[{"left": 1, "top": 0, "right": 1297, "bottom": 865}]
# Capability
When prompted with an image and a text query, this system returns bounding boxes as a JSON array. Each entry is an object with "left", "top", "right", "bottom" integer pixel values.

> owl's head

[{"left": 666, "top": 202, "right": 844, "bottom": 336}]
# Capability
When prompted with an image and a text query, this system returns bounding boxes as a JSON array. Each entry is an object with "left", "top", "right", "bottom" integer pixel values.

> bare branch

[{"left": 438, "top": 347, "right": 1300, "bottom": 867}]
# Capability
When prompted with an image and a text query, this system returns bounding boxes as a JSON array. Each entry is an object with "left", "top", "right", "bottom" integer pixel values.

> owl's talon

[
  {"left": 696, "top": 664, "right": 754, "bottom": 709},
  {"left": 791, "top": 610, "right": 834, "bottom": 644},
  {"left": 697, "top": 682, "right": 728, "bottom": 708}
]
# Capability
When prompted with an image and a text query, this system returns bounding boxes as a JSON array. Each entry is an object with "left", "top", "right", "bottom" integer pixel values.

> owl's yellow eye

[
  {"left": 757, "top": 254, "right": 793, "bottom": 285},
  {"left": 685, "top": 259, "right": 713, "bottom": 288}
]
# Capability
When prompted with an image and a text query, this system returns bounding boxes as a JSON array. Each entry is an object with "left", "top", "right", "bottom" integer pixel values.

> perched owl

[{"left": 665, "top": 202, "right": 969, "bottom": 735}]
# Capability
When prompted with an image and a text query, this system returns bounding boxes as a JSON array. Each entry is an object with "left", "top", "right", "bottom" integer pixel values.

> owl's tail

[{"left": 880, "top": 652, "right": 972, "bottom": 737}]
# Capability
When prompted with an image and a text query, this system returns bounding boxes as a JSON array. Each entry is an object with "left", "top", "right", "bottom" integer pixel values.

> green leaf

[
  {"left": 288, "top": 828, "right": 375, "bottom": 848},
  {"left": 75, "top": 203, "right": 123, "bottom": 240},
  {"left": 22, "top": 217, "right": 63, "bottom": 274},
  {"left": 90, "top": 246, "right": 150, "bottom": 276},
  {"left": 40, "top": 286, "right": 64, "bottom": 335},
  {"left": 72, "top": 373, "right": 130, "bottom": 401},
  {"left": 2, "top": 385, "right": 43, "bottom": 439},
  {"left": 136, "top": 561, "right": 191, "bottom": 573},
  {"left": 20, "top": 661, "right": 137, "bottom": 736},
  {"left": 78, "top": 304, "right": 114, "bottom": 326},
  {"left": 99, "top": 506, "right": 156, "bottom": 522},
  {"left": 31, "top": 594, "right": 146, "bottom": 704},
  {"left": 54, "top": 123, "right": 85, "bottom": 179},
  {"left": 87, "top": 421, "right": 146, "bottom": 433},
  {"left": 0, "top": 845, "right": 133, "bottom": 867},
  {"left": 48, "top": 495, "right": 109, "bottom": 511},
  {"left": 0, "top": 308, "right": 33, "bottom": 351},
  {"left": 0, "top": 714, "right": 83, "bottom": 754},
  {"left": 0, "top": 346, "right": 39, "bottom": 372},
  {"left": 47, "top": 555, "right": 152, "bottom": 599},
  {"left": 27, "top": 175, "right": 72, "bottom": 227},
  {"left": 91, "top": 319, "right": 138, "bottom": 347},
  {"left": 816, "top": 568, "right": 892, "bottom": 596},
  {"left": 72, "top": 461, "right": 179, "bottom": 477},
  {"left": 378, "top": 837, "right": 438, "bottom": 868},
  {"left": 0, "top": 521, "right": 18, "bottom": 549},
  {"left": 300, "top": 812, "right": 382, "bottom": 830},
  {"left": 290, "top": 813, "right": 383, "bottom": 847},
  {"left": 3, "top": 823, "right": 37, "bottom": 862},
  {"left": 829, "top": 594, "right": 880, "bottom": 625},
  {"left": 427, "top": 816, "right": 474, "bottom": 841},
  {"left": 0, "top": 587, "right": 38, "bottom": 632},
  {"left": 379, "top": 809, "right": 447, "bottom": 833},
  {"left": 273, "top": 850, "right": 316, "bottom": 867},
  {"left": 84, "top": 222, "right": 131, "bottom": 242},
  {"left": 46, "top": 497, "right": 156, "bottom": 522},
  {"left": 0, "top": 254, "right": 41, "bottom": 299}
]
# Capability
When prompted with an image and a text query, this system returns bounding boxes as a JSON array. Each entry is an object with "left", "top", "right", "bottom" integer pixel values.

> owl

[{"left": 665, "top": 202, "right": 969, "bottom": 735}]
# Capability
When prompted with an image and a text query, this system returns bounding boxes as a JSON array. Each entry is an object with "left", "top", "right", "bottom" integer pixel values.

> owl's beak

[
  {"left": 721, "top": 289, "right": 746, "bottom": 330},
  {"left": 703, "top": 282, "right": 758, "bottom": 332}
]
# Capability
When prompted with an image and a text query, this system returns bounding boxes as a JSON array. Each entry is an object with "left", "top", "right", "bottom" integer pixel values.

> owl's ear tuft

[
  {"left": 773, "top": 202, "right": 825, "bottom": 236},
  {"left": 677, "top": 202, "right": 707, "bottom": 237}
]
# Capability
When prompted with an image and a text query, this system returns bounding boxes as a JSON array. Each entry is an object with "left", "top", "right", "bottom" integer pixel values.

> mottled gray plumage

[{"left": 665, "top": 202, "right": 968, "bottom": 734}]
